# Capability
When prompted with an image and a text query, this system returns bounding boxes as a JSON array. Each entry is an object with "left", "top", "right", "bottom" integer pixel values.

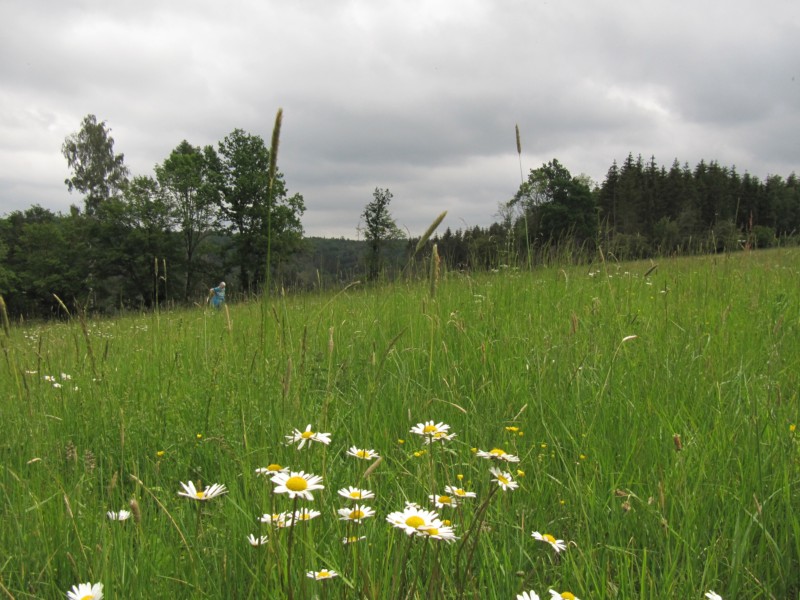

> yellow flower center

[
  {"left": 81, "top": 596, "right": 93, "bottom": 600},
  {"left": 454, "top": 488, "right": 466, "bottom": 496},
  {"left": 318, "top": 570, "right": 330, "bottom": 578},
  {"left": 498, "top": 475, "right": 509, "bottom": 485},
  {"left": 286, "top": 476, "right": 308, "bottom": 491},
  {"left": 267, "top": 463, "right": 283, "bottom": 471},
  {"left": 350, "top": 510, "right": 364, "bottom": 519},
  {"left": 356, "top": 450, "right": 369, "bottom": 458},
  {"left": 425, "top": 528, "right": 439, "bottom": 536},
  {"left": 349, "top": 491, "right": 361, "bottom": 498},
  {"left": 562, "top": 593, "right": 576, "bottom": 600},
  {"left": 301, "top": 430, "right": 314, "bottom": 439},
  {"left": 489, "top": 448, "right": 506, "bottom": 456},
  {"left": 423, "top": 424, "right": 437, "bottom": 433},
  {"left": 405, "top": 515, "right": 424, "bottom": 528},
  {"left": 438, "top": 495, "right": 451, "bottom": 504},
  {"left": 543, "top": 533, "right": 556, "bottom": 543},
  {"left": 196, "top": 490, "right": 205, "bottom": 498}
]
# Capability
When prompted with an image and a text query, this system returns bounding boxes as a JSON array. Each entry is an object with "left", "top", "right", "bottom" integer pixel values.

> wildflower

[
  {"left": 505, "top": 426, "right": 520, "bottom": 433},
  {"left": 549, "top": 591, "right": 580, "bottom": 600},
  {"left": 705, "top": 592, "right": 723, "bottom": 600},
  {"left": 43, "top": 375, "right": 56, "bottom": 382},
  {"left": 490, "top": 467, "right": 519, "bottom": 491},
  {"left": 456, "top": 473, "right": 464, "bottom": 481},
  {"left": 271, "top": 470, "right": 324, "bottom": 501},
  {"left": 156, "top": 450, "right": 165, "bottom": 458},
  {"left": 177, "top": 481, "right": 227, "bottom": 501},
  {"left": 307, "top": 569, "right": 338, "bottom": 580},
  {"left": 517, "top": 592, "right": 540, "bottom": 600},
  {"left": 346, "top": 446, "right": 380, "bottom": 460},
  {"left": 66, "top": 582, "right": 103, "bottom": 600},
  {"left": 286, "top": 424, "right": 332, "bottom": 449},
  {"left": 292, "top": 508, "right": 321, "bottom": 523},
  {"left": 476, "top": 448, "right": 520, "bottom": 462},
  {"left": 409, "top": 420, "right": 451, "bottom": 439},
  {"left": 106, "top": 510, "right": 131, "bottom": 521},
  {"left": 413, "top": 450, "right": 427, "bottom": 457},
  {"left": 52, "top": 382, "right": 62, "bottom": 389},
  {"left": 790, "top": 424, "right": 796, "bottom": 433},
  {"left": 260, "top": 512, "right": 293, "bottom": 528},
  {"left": 517, "top": 469, "right": 526, "bottom": 478},
  {"left": 247, "top": 534, "right": 269, "bottom": 546},
  {"left": 444, "top": 485, "right": 476, "bottom": 500},
  {"left": 419, "top": 521, "right": 459, "bottom": 542},
  {"left": 337, "top": 486, "right": 375, "bottom": 501},
  {"left": 255, "top": 464, "right": 288, "bottom": 475},
  {"left": 196, "top": 433, "right": 202, "bottom": 439},
  {"left": 397, "top": 438, "right": 405, "bottom": 444},
  {"left": 532, "top": 531, "right": 567, "bottom": 553},
  {"left": 429, "top": 493, "right": 458, "bottom": 508},
  {"left": 61, "top": 372, "right": 72, "bottom": 380},
  {"left": 424, "top": 430, "right": 457, "bottom": 444},
  {"left": 338, "top": 504, "right": 376, "bottom": 523},
  {"left": 386, "top": 505, "right": 440, "bottom": 536},
  {"left": 343, "top": 535, "right": 367, "bottom": 544}
]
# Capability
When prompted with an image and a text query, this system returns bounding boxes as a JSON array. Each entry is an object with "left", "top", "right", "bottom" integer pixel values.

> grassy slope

[{"left": 1, "top": 248, "right": 798, "bottom": 598}]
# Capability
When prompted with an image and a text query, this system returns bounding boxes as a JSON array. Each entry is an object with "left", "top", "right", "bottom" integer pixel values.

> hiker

[{"left": 209, "top": 281, "right": 226, "bottom": 309}]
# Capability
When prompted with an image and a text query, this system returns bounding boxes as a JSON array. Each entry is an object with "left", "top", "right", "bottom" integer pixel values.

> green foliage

[
  {"left": 360, "top": 187, "right": 404, "bottom": 279},
  {"left": 62, "top": 114, "right": 130, "bottom": 215}
]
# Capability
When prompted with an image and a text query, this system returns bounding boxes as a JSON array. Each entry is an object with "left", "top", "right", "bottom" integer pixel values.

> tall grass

[{"left": 1, "top": 248, "right": 798, "bottom": 598}]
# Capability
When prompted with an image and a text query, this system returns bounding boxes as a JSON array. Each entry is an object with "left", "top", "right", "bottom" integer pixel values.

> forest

[{"left": 0, "top": 114, "right": 798, "bottom": 319}]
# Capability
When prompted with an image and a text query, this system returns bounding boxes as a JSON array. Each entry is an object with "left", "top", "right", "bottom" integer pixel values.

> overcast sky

[{"left": 1, "top": 0, "right": 798, "bottom": 238}]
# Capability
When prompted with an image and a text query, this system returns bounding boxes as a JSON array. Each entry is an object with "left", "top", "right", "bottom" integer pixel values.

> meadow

[{"left": 1, "top": 248, "right": 799, "bottom": 599}]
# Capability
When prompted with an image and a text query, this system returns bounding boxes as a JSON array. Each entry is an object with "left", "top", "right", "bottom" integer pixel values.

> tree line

[{"left": 1, "top": 114, "right": 797, "bottom": 320}]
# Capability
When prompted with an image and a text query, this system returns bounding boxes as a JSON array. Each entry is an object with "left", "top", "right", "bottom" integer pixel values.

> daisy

[
  {"left": 419, "top": 521, "right": 459, "bottom": 542},
  {"left": 532, "top": 531, "right": 567, "bottom": 553},
  {"left": 106, "top": 510, "right": 131, "bottom": 521},
  {"left": 260, "top": 511, "right": 293, "bottom": 528},
  {"left": 549, "top": 590, "right": 580, "bottom": 600},
  {"left": 410, "top": 420, "right": 451, "bottom": 439},
  {"left": 346, "top": 446, "right": 380, "bottom": 460},
  {"left": 338, "top": 504, "right": 376, "bottom": 523},
  {"left": 705, "top": 593, "right": 723, "bottom": 600},
  {"left": 476, "top": 447, "right": 520, "bottom": 462},
  {"left": 386, "top": 505, "right": 440, "bottom": 536},
  {"left": 292, "top": 508, "right": 321, "bottom": 523},
  {"left": 286, "top": 424, "right": 331, "bottom": 449},
  {"left": 342, "top": 535, "right": 367, "bottom": 544},
  {"left": 247, "top": 534, "right": 269, "bottom": 546},
  {"left": 66, "top": 582, "right": 103, "bottom": 600},
  {"left": 424, "top": 430, "right": 457, "bottom": 444},
  {"left": 444, "top": 485, "right": 476, "bottom": 500},
  {"left": 307, "top": 569, "right": 338, "bottom": 580},
  {"left": 490, "top": 467, "right": 519, "bottom": 491},
  {"left": 177, "top": 481, "right": 228, "bottom": 501},
  {"left": 337, "top": 486, "right": 375, "bottom": 501},
  {"left": 429, "top": 493, "right": 458, "bottom": 508},
  {"left": 517, "top": 592, "right": 540, "bottom": 600},
  {"left": 255, "top": 464, "right": 288, "bottom": 475},
  {"left": 271, "top": 470, "right": 324, "bottom": 501}
]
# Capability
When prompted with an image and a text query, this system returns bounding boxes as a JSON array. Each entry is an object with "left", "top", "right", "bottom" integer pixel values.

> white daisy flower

[
  {"left": 346, "top": 446, "right": 380, "bottom": 460},
  {"left": 43, "top": 375, "right": 56, "bottom": 382},
  {"left": 444, "top": 485, "right": 476, "bottom": 500},
  {"left": 429, "top": 493, "right": 458, "bottom": 508},
  {"left": 255, "top": 464, "right": 289, "bottom": 476},
  {"left": 292, "top": 508, "right": 321, "bottom": 523},
  {"left": 705, "top": 592, "right": 723, "bottom": 600},
  {"left": 409, "top": 420, "right": 451, "bottom": 439},
  {"left": 517, "top": 591, "right": 540, "bottom": 600},
  {"left": 270, "top": 470, "right": 324, "bottom": 501},
  {"left": 177, "top": 481, "right": 228, "bottom": 501},
  {"left": 424, "top": 430, "right": 457, "bottom": 444},
  {"left": 342, "top": 535, "right": 367, "bottom": 544},
  {"left": 338, "top": 504, "right": 376, "bottom": 523},
  {"left": 106, "top": 510, "right": 131, "bottom": 521},
  {"left": 260, "top": 512, "right": 293, "bottom": 528},
  {"left": 532, "top": 531, "right": 567, "bottom": 553},
  {"left": 285, "top": 424, "right": 331, "bottom": 449},
  {"left": 490, "top": 467, "right": 519, "bottom": 491},
  {"left": 419, "top": 521, "right": 459, "bottom": 542},
  {"left": 476, "top": 447, "right": 520, "bottom": 462},
  {"left": 307, "top": 569, "right": 338, "bottom": 580},
  {"left": 386, "top": 505, "right": 440, "bottom": 536},
  {"left": 66, "top": 582, "right": 103, "bottom": 600},
  {"left": 247, "top": 534, "right": 269, "bottom": 546},
  {"left": 549, "top": 590, "right": 580, "bottom": 600},
  {"left": 337, "top": 486, "right": 375, "bottom": 501}
]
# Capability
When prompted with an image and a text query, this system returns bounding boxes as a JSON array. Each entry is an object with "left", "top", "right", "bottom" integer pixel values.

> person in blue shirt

[{"left": 209, "top": 281, "right": 226, "bottom": 309}]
